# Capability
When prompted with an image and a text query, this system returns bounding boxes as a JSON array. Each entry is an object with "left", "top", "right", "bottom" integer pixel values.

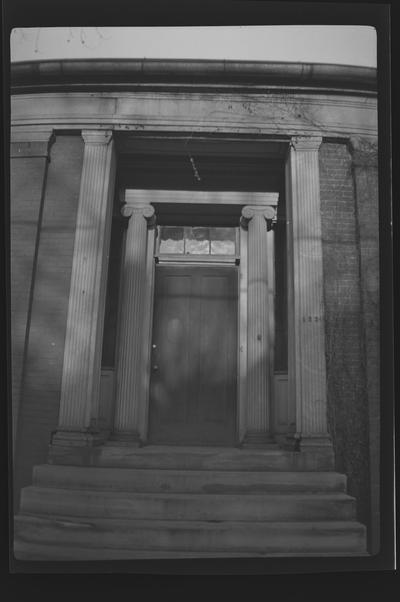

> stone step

[
  {"left": 33, "top": 464, "right": 347, "bottom": 494},
  {"left": 14, "top": 540, "right": 369, "bottom": 560},
  {"left": 49, "top": 444, "right": 334, "bottom": 472},
  {"left": 20, "top": 486, "right": 356, "bottom": 522},
  {"left": 14, "top": 514, "right": 367, "bottom": 557}
]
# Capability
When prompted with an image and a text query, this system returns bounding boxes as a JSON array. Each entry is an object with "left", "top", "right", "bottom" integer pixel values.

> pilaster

[
  {"left": 112, "top": 198, "right": 156, "bottom": 446},
  {"left": 241, "top": 204, "right": 276, "bottom": 447},
  {"left": 51, "top": 129, "right": 116, "bottom": 448},
  {"left": 286, "top": 136, "right": 333, "bottom": 455}
]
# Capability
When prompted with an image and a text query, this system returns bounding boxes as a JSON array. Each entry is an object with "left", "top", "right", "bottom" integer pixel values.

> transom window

[{"left": 157, "top": 226, "right": 238, "bottom": 256}]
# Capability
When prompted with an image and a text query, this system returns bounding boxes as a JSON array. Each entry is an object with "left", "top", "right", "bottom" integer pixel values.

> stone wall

[
  {"left": 10, "top": 138, "right": 52, "bottom": 446},
  {"left": 13, "top": 134, "right": 84, "bottom": 506},
  {"left": 319, "top": 140, "right": 379, "bottom": 547}
]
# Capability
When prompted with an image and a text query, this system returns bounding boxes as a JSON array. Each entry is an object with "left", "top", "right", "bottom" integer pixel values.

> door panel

[{"left": 149, "top": 265, "right": 238, "bottom": 445}]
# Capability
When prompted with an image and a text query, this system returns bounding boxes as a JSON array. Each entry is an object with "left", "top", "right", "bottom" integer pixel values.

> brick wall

[
  {"left": 319, "top": 141, "right": 371, "bottom": 529},
  {"left": 351, "top": 138, "right": 380, "bottom": 554},
  {"left": 14, "top": 134, "right": 84, "bottom": 506}
]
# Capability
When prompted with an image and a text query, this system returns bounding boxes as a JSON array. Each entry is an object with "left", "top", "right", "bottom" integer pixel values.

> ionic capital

[
  {"left": 81, "top": 129, "right": 113, "bottom": 146},
  {"left": 122, "top": 203, "right": 156, "bottom": 227},
  {"left": 290, "top": 136, "right": 322, "bottom": 153},
  {"left": 240, "top": 205, "right": 276, "bottom": 231}
]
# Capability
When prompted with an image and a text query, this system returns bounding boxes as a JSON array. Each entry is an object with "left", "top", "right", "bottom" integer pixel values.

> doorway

[{"left": 148, "top": 242, "right": 238, "bottom": 446}]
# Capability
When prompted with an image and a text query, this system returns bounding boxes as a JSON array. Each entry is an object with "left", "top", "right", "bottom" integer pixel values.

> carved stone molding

[{"left": 112, "top": 202, "right": 156, "bottom": 445}]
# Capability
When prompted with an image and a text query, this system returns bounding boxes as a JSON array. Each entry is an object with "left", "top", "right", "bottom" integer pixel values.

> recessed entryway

[{"left": 148, "top": 263, "right": 238, "bottom": 446}]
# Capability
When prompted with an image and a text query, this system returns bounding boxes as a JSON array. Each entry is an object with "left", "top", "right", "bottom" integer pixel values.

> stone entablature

[
  {"left": 11, "top": 91, "right": 377, "bottom": 140},
  {"left": 10, "top": 58, "right": 377, "bottom": 144}
]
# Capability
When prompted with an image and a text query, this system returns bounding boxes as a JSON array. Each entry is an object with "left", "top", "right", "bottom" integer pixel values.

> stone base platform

[{"left": 14, "top": 445, "right": 366, "bottom": 560}]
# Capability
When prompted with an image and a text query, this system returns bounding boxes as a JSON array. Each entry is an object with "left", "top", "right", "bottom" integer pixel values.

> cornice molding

[{"left": 10, "top": 59, "right": 377, "bottom": 96}]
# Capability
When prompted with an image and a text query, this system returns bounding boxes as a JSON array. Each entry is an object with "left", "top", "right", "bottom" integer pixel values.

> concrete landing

[{"left": 48, "top": 443, "right": 335, "bottom": 471}]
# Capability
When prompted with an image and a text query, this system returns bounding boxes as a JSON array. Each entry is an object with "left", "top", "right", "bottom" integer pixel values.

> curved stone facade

[{"left": 10, "top": 59, "right": 380, "bottom": 558}]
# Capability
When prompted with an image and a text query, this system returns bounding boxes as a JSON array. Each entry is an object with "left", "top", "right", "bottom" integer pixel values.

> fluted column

[
  {"left": 52, "top": 130, "right": 116, "bottom": 446},
  {"left": 286, "top": 136, "right": 332, "bottom": 452},
  {"left": 241, "top": 205, "right": 276, "bottom": 446},
  {"left": 112, "top": 199, "right": 156, "bottom": 446}
]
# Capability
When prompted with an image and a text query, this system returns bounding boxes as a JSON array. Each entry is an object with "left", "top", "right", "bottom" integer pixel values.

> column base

[
  {"left": 241, "top": 431, "right": 276, "bottom": 448},
  {"left": 299, "top": 434, "right": 334, "bottom": 453},
  {"left": 50, "top": 429, "right": 107, "bottom": 447},
  {"left": 48, "top": 429, "right": 109, "bottom": 465},
  {"left": 107, "top": 431, "right": 142, "bottom": 447},
  {"left": 283, "top": 431, "right": 301, "bottom": 451}
]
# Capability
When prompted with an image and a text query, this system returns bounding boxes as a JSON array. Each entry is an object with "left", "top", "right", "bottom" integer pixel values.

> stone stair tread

[
  {"left": 33, "top": 464, "right": 347, "bottom": 492},
  {"left": 50, "top": 444, "right": 335, "bottom": 471},
  {"left": 14, "top": 540, "right": 369, "bottom": 560},
  {"left": 14, "top": 514, "right": 367, "bottom": 556},
  {"left": 15, "top": 513, "right": 366, "bottom": 531},
  {"left": 16, "top": 451, "right": 366, "bottom": 557},
  {"left": 21, "top": 485, "right": 356, "bottom": 522},
  {"left": 24, "top": 485, "right": 355, "bottom": 501}
]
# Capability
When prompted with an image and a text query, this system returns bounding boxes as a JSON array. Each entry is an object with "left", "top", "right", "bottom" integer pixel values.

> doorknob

[{"left": 152, "top": 365, "right": 159, "bottom": 372}]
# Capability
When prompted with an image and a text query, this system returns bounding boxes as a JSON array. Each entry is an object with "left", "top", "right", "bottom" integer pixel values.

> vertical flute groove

[
  {"left": 113, "top": 203, "right": 155, "bottom": 437},
  {"left": 242, "top": 205, "right": 275, "bottom": 442},
  {"left": 288, "top": 137, "right": 328, "bottom": 439},
  {"left": 58, "top": 131, "right": 115, "bottom": 431}
]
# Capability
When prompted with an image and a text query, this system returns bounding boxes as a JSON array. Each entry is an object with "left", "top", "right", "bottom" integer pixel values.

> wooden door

[{"left": 148, "top": 264, "right": 238, "bottom": 445}]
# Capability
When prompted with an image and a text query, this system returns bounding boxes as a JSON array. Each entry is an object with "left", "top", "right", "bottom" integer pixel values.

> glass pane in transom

[
  {"left": 210, "top": 227, "right": 236, "bottom": 255},
  {"left": 158, "top": 225, "right": 237, "bottom": 256},
  {"left": 159, "top": 226, "right": 184, "bottom": 254},
  {"left": 185, "top": 227, "right": 210, "bottom": 254}
]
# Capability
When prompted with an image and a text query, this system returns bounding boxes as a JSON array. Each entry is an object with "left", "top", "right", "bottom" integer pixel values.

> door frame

[
  {"left": 148, "top": 261, "right": 239, "bottom": 445},
  {"left": 120, "top": 189, "right": 279, "bottom": 445}
]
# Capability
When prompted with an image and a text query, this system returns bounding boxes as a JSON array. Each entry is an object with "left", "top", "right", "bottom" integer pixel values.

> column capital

[
  {"left": 290, "top": 136, "right": 323, "bottom": 153},
  {"left": 121, "top": 203, "right": 156, "bottom": 227},
  {"left": 10, "top": 126, "right": 55, "bottom": 159},
  {"left": 81, "top": 129, "right": 113, "bottom": 146},
  {"left": 241, "top": 205, "right": 276, "bottom": 230}
]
